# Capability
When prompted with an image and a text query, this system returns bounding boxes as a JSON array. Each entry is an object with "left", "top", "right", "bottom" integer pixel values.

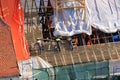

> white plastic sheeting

[
  {"left": 109, "top": 60, "right": 120, "bottom": 76},
  {"left": 31, "top": 56, "right": 52, "bottom": 69},
  {"left": 17, "top": 56, "right": 53, "bottom": 80},
  {"left": 50, "top": 0, "right": 91, "bottom": 36},
  {"left": 31, "top": 56, "right": 54, "bottom": 80},
  {"left": 18, "top": 59, "right": 33, "bottom": 80},
  {"left": 50, "top": 0, "right": 120, "bottom": 36},
  {"left": 86, "top": 0, "right": 120, "bottom": 33}
]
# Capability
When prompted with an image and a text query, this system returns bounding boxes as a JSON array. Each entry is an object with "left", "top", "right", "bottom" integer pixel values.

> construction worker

[
  {"left": 36, "top": 38, "right": 43, "bottom": 54},
  {"left": 113, "top": 33, "right": 119, "bottom": 42},
  {"left": 67, "top": 36, "right": 73, "bottom": 50},
  {"left": 55, "top": 37, "right": 61, "bottom": 52}
]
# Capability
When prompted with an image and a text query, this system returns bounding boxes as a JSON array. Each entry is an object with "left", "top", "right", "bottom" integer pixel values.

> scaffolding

[
  {"left": 21, "top": 0, "right": 120, "bottom": 66},
  {"left": 1, "top": 0, "right": 120, "bottom": 80}
]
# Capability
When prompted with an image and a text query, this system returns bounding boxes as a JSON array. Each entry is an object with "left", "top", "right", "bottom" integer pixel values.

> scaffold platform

[{"left": 31, "top": 41, "right": 120, "bottom": 66}]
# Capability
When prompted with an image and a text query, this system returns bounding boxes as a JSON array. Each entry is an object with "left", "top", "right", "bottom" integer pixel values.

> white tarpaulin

[
  {"left": 50, "top": 0, "right": 91, "bottom": 36},
  {"left": 18, "top": 59, "right": 33, "bottom": 80},
  {"left": 31, "top": 56, "right": 52, "bottom": 69},
  {"left": 50, "top": 0, "right": 120, "bottom": 36},
  {"left": 86, "top": 0, "right": 120, "bottom": 33},
  {"left": 17, "top": 56, "right": 53, "bottom": 80},
  {"left": 109, "top": 60, "right": 120, "bottom": 76}
]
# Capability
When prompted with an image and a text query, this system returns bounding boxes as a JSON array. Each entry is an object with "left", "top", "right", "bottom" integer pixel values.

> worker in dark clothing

[
  {"left": 36, "top": 38, "right": 42, "bottom": 54},
  {"left": 67, "top": 36, "right": 73, "bottom": 50},
  {"left": 55, "top": 37, "right": 61, "bottom": 52}
]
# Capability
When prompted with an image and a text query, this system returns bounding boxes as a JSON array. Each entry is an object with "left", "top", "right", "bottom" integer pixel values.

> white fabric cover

[
  {"left": 18, "top": 59, "right": 33, "bottom": 79},
  {"left": 31, "top": 56, "right": 52, "bottom": 69},
  {"left": 50, "top": 0, "right": 91, "bottom": 36},
  {"left": 17, "top": 56, "right": 53, "bottom": 79},
  {"left": 86, "top": 0, "right": 120, "bottom": 33},
  {"left": 109, "top": 60, "right": 120, "bottom": 75},
  {"left": 50, "top": 0, "right": 120, "bottom": 36}
]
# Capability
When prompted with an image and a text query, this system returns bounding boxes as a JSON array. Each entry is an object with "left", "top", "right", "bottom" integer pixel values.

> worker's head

[{"left": 36, "top": 38, "right": 41, "bottom": 41}]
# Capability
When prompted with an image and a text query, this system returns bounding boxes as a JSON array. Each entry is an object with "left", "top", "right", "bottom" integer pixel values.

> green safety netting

[
  {"left": 33, "top": 69, "right": 49, "bottom": 80},
  {"left": 0, "top": 61, "right": 112, "bottom": 80},
  {"left": 33, "top": 61, "right": 109, "bottom": 80}
]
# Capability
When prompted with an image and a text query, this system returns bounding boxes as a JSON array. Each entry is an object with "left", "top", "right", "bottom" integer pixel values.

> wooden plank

[
  {"left": 72, "top": 53, "right": 81, "bottom": 64},
  {"left": 32, "top": 42, "right": 120, "bottom": 66},
  {"left": 79, "top": 51, "right": 89, "bottom": 63},
  {"left": 93, "top": 45, "right": 104, "bottom": 61},
  {"left": 86, "top": 46, "right": 97, "bottom": 62},
  {"left": 64, "top": 53, "right": 73, "bottom": 65}
]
